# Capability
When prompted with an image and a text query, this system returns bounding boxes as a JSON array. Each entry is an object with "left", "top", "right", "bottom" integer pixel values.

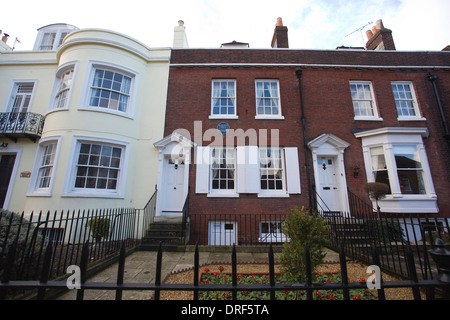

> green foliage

[
  {"left": 279, "top": 207, "right": 329, "bottom": 284},
  {"left": 363, "top": 219, "right": 405, "bottom": 243},
  {"left": 0, "top": 210, "right": 42, "bottom": 279},
  {"left": 86, "top": 218, "right": 111, "bottom": 242}
]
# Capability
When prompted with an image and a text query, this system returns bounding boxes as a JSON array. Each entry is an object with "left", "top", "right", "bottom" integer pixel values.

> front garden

[{"left": 198, "top": 265, "right": 376, "bottom": 300}]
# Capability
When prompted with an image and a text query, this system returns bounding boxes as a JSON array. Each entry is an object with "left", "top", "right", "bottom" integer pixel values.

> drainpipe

[
  {"left": 296, "top": 70, "right": 314, "bottom": 210},
  {"left": 428, "top": 74, "right": 450, "bottom": 147}
]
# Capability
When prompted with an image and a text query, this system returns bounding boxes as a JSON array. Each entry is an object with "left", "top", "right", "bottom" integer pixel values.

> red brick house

[{"left": 158, "top": 19, "right": 450, "bottom": 245}]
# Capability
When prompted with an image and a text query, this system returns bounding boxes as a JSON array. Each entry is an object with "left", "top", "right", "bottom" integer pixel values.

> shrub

[
  {"left": 86, "top": 218, "right": 111, "bottom": 242},
  {"left": 279, "top": 207, "right": 329, "bottom": 284},
  {"left": 363, "top": 219, "right": 405, "bottom": 244},
  {"left": 0, "top": 210, "right": 42, "bottom": 279}
]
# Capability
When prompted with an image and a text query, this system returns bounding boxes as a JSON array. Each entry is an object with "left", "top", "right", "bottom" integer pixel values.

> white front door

[
  {"left": 208, "top": 221, "right": 237, "bottom": 245},
  {"left": 317, "top": 157, "right": 340, "bottom": 211},
  {"left": 162, "top": 157, "right": 185, "bottom": 213}
]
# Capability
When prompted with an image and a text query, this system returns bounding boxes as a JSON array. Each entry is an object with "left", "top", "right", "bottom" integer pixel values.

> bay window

[
  {"left": 63, "top": 137, "right": 128, "bottom": 198},
  {"left": 356, "top": 127, "right": 437, "bottom": 213}
]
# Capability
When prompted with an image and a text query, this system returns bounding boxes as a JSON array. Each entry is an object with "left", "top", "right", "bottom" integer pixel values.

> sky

[{"left": 1, "top": 0, "right": 449, "bottom": 51}]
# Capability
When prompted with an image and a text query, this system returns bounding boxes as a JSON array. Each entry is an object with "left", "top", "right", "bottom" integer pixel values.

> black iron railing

[
  {"left": 0, "top": 112, "right": 44, "bottom": 141},
  {"left": 1, "top": 241, "right": 449, "bottom": 301},
  {"left": 0, "top": 205, "right": 153, "bottom": 283}
]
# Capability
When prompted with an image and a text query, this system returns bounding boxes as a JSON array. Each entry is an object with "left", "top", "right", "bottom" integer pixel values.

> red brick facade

[{"left": 163, "top": 46, "right": 450, "bottom": 244}]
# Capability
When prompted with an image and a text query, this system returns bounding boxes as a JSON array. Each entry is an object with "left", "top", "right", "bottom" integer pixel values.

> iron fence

[
  {"left": 189, "top": 213, "right": 289, "bottom": 246},
  {"left": 1, "top": 240, "right": 449, "bottom": 300},
  {"left": 0, "top": 195, "right": 157, "bottom": 284}
]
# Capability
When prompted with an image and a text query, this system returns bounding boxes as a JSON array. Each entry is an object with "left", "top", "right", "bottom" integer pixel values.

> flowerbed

[{"left": 199, "top": 266, "right": 376, "bottom": 300}]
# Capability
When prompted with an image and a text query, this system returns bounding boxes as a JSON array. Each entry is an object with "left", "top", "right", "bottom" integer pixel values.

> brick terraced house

[{"left": 158, "top": 18, "right": 450, "bottom": 245}]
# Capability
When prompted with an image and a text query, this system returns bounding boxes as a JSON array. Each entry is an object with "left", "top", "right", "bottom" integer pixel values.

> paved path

[{"left": 57, "top": 247, "right": 339, "bottom": 300}]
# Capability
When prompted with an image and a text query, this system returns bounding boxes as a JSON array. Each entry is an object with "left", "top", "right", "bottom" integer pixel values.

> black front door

[{"left": 0, "top": 154, "right": 16, "bottom": 208}]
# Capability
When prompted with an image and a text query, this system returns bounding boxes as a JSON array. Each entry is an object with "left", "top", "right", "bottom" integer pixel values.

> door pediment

[{"left": 308, "top": 133, "right": 350, "bottom": 152}]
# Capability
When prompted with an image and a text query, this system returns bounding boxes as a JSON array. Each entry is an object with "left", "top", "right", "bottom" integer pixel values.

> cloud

[{"left": 2, "top": 0, "right": 448, "bottom": 51}]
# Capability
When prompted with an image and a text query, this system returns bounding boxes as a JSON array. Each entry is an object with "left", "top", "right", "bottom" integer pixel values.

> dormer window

[{"left": 33, "top": 24, "right": 78, "bottom": 51}]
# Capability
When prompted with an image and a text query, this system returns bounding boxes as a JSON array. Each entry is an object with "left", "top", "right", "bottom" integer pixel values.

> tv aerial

[{"left": 345, "top": 21, "right": 373, "bottom": 47}]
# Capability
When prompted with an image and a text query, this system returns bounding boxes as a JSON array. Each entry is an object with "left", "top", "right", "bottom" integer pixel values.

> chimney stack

[
  {"left": 365, "top": 19, "right": 396, "bottom": 50},
  {"left": 173, "top": 20, "right": 189, "bottom": 48},
  {"left": 2, "top": 32, "right": 9, "bottom": 43},
  {"left": 271, "top": 17, "right": 289, "bottom": 48}
]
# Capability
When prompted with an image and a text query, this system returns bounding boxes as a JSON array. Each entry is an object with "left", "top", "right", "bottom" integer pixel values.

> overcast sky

[{"left": 2, "top": 0, "right": 449, "bottom": 51}]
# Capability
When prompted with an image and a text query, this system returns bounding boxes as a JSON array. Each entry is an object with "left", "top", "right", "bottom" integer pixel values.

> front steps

[{"left": 139, "top": 221, "right": 187, "bottom": 251}]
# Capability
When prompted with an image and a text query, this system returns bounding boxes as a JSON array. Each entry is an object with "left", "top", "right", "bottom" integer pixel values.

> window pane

[
  {"left": 211, "top": 80, "right": 236, "bottom": 115},
  {"left": 90, "top": 68, "right": 131, "bottom": 112},
  {"left": 74, "top": 143, "right": 122, "bottom": 191},
  {"left": 392, "top": 83, "right": 416, "bottom": 117},
  {"left": 394, "top": 145, "right": 422, "bottom": 169},
  {"left": 394, "top": 145, "right": 425, "bottom": 194},
  {"left": 350, "top": 82, "right": 375, "bottom": 117}
]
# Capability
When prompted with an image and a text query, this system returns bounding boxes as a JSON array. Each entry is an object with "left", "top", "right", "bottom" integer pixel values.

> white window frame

[
  {"left": 28, "top": 136, "right": 62, "bottom": 197},
  {"left": 208, "top": 147, "right": 237, "bottom": 197},
  {"left": 80, "top": 61, "right": 138, "bottom": 119},
  {"left": 356, "top": 127, "right": 437, "bottom": 213},
  {"left": 255, "top": 80, "right": 284, "bottom": 120},
  {"left": 259, "top": 220, "right": 288, "bottom": 243},
  {"left": 33, "top": 26, "right": 74, "bottom": 51},
  {"left": 210, "top": 80, "right": 238, "bottom": 119},
  {"left": 391, "top": 81, "right": 424, "bottom": 121},
  {"left": 349, "top": 81, "right": 382, "bottom": 121},
  {"left": 3, "top": 80, "right": 38, "bottom": 113},
  {"left": 258, "top": 147, "right": 287, "bottom": 197},
  {"left": 195, "top": 146, "right": 300, "bottom": 197},
  {"left": 48, "top": 62, "right": 77, "bottom": 112},
  {"left": 62, "top": 136, "right": 129, "bottom": 198}
]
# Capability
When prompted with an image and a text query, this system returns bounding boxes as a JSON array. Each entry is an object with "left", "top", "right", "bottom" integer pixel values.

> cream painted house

[{"left": 0, "top": 23, "right": 171, "bottom": 215}]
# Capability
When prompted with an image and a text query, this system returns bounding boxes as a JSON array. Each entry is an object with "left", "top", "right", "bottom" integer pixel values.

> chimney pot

[
  {"left": 366, "top": 30, "right": 373, "bottom": 40},
  {"left": 276, "top": 17, "right": 283, "bottom": 26},
  {"left": 178, "top": 20, "right": 184, "bottom": 27},
  {"left": 2, "top": 33, "right": 9, "bottom": 43},
  {"left": 375, "top": 19, "right": 384, "bottom": 30},
  {"left": 372, "top": 26, "right": 378, "bottom": 34}
]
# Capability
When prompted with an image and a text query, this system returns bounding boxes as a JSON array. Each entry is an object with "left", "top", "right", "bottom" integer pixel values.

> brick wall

[{"left": 166, "top": 48, "right": 450, "bottom": 220}]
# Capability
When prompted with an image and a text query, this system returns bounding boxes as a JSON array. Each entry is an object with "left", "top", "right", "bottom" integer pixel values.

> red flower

[
  {"left": 283, "top": 290, "right": 290, "bottom": 295},
  {"left": 353, "top": 295, "right": 361, "bottom": 300},
  {"left": 218, "top": 266, "right": 224, "bottom": 272},
  {"left": 222, "top": 276, "right": 228, "bottom": 281},
  {"left": 204, "top": 268, "right": 210, "bottom": 273}
]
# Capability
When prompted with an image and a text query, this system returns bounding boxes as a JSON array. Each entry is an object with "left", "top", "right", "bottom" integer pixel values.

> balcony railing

[{"left": 0, "top": 112, "right": 45, "bottom": 142}]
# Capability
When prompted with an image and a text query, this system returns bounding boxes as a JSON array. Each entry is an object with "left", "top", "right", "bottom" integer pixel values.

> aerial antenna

[
  {"left": 12, "top": 37, "right": 21, "bottom": 51},
  {"left": 345, "top": 21, "right": 373, "bottom": 47}
]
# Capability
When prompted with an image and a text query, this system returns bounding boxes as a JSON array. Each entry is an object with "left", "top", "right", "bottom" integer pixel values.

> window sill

[
  {"left": 209, "top": 115, "right": 239, "bottom": 120},
  {"left": 354, "top": 116, "right": 383, "bottom": 121},
  {"left": 258, "top": 192, "right": 289, "bottom": 198},
  {"left": 61, "top": 191, "right": 124, "bottom": 199},
  {"left": 207, "top": 192, "right": 239, "bottom": 198},
  {"left": 397, "top": 116, "right": 427, "bottom": 121},
  {"left": 255, "top": 115, "right": 285, "bottom": 120},
  {"left": 27, "top": 190, "right": 52, "bottom": 197},
  {"left": 46, "top": 107, "right": 69, "bottom": 116},
  {"left": 78, "top": 106, "right": 134, "bottom": 120},
  {"left": 376, "top": 195, "right": 438, "bottom": 213}
]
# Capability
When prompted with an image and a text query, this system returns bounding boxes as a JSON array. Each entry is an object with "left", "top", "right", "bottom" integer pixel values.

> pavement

[{"left": 57, "top": 246, "right": 340, "bottom": 300}]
